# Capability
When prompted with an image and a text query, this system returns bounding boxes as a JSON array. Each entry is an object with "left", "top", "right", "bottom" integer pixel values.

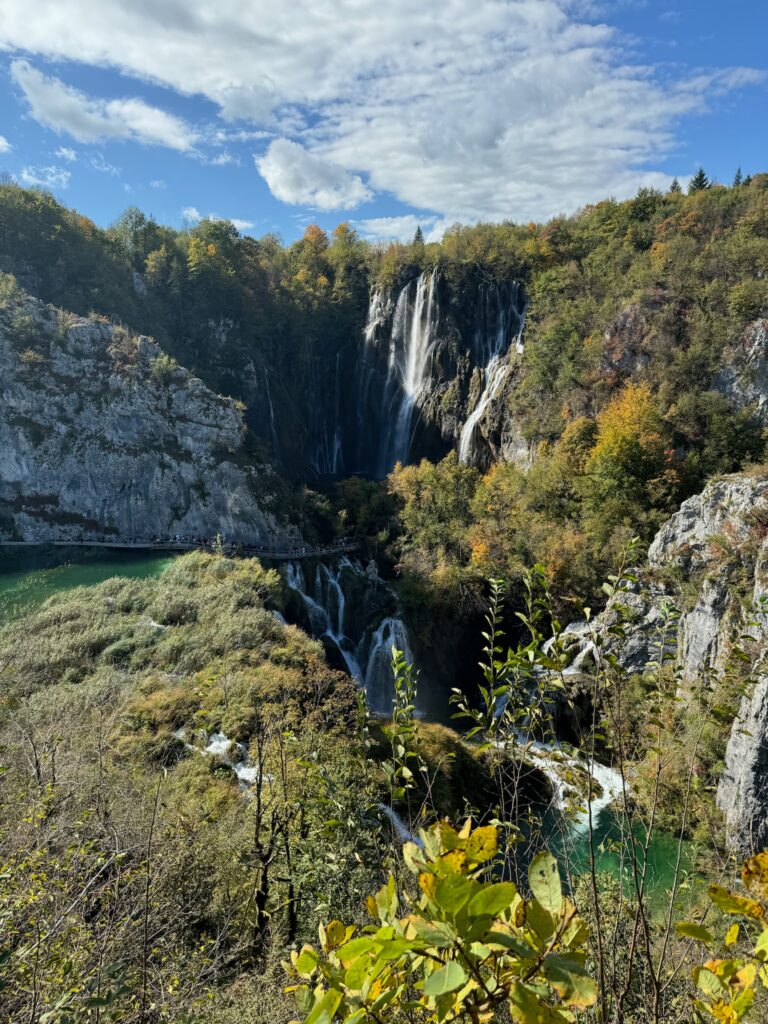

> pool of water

[
  {"left": 0, "top": 545, "right": 176, "bottom": 623},
  {"left": 552, "top": 808, "right": 700, "bottom": 915}
]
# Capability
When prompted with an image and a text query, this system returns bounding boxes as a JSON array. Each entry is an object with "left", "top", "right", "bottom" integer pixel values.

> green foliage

[
  {"left": 285, "top": 820, "right": 595, "bottom": 1023},
  {"left": 681, "top": 851, "right": 768, "bottom": 1022}
]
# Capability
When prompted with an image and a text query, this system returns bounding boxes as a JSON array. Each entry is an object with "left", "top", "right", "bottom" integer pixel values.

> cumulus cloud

[
  {"left": 0, "top": 135, "right": 12, "bottom": 153},
  {"left": 1, "top": 3, "right": 765, "bottom": 221},
  {"left": 11, "top": 60, "right": 195, "bottom": 151},
  {"left": 149, "top": 179, "right": 166, "bottom": 189},
  {"left": 356, "top": 215, "right": 437, "bottom": 243},
  {"left": 229, "top": 218, "right": 255, "bottom": 231},
  {"left": 181, "top": 206, "right": 202, "bottom": 223},
  {"left": 18, "top": 165, "right": 71, "bottom": 189},
  {"left": 256, "top": 139, "right": 371, "bottom": 210},
  {"left": 55, "top": 145, "right": 76, "bottom": 161}
]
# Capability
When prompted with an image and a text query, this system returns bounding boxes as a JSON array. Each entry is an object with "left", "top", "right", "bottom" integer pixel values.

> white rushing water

[
  {"left": 361, "top": 271, "right": 439, "bottom": 474},
  {"left": 282, "top": 558, "right": 413, "bottom": 715},
  {"left": 517, "top": 737, "right": 624, "bottom": 834},
  {"left": 458, "top": 284, "right": 527, "bottom": 464},
  {"left": 311, "top": 351, "right": 344, "bottom": 476},
  {"left": 175, "top": 728, "right": 265, "bottom": 787}
]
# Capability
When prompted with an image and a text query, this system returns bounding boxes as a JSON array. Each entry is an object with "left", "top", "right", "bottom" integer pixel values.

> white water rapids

[{"left": 282, "top": 558, "right": 414, "bottom": 715}]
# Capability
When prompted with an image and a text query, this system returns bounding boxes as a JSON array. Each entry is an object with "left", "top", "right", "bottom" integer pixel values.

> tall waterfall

[
  {"left": 310, "top": 351, "right": 344, "bottom": 476},
  {"left": 361, "top": 271, "right": 439, "bottom": 477},
  {"left": 281, "top": 558, "right": 414, "bottom": 716},
  {"left": 458, "top": 282, "right": 527, "bottom": 464}
]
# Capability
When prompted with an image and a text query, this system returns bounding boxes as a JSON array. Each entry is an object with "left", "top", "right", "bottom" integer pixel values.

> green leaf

[
  {"left": 435, "top": 874, "right": 475, "bottom": 915},
  {"left": 423, "top": 961, "right": 468, "bottom": 996},
  {"left": 468, "top": 882, "right": 518, "bottom": 918},
  {"left": 304, "top": 988, "right": 343, "bottom": 1024},
  {"left": 543, "top": 954, "right": 598, "bottom": 1008},
  {"left": 294, "top": 947, "right": 319, "bottom": 976},
  {"left": 528, "top": 852, "right": 563, "bottom": 916},
  {"left": 692, "top": 966, "right": 729, "bottom": 1000},
  {"left": 675, "top": 922, "right": 714, "bottom": 944},
  {"left": 337, "top": 937, "right": 374, "bottom": 964}
]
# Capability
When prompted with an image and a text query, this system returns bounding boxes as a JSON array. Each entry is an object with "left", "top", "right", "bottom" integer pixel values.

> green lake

[{"left": 0, "top": 545, "right": 176, "bottom": 622}]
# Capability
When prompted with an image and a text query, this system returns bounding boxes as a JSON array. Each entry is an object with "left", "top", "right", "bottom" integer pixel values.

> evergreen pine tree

[
  {"left": 413, "top": 225, "right": 424, "bottom": 246},
  {"left": 688, "top": 168, "right": 710, "bottom": 193},
  {"left": 733, "top": 167, "right": 744, "bottom": 187},
  {"left": 669, "top": 178, "right": 682, "bottom": 194}
]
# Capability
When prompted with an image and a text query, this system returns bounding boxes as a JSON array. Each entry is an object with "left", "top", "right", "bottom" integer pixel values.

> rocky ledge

[{"left": 0, "top": 290, "right": 295, "bottom": 545}]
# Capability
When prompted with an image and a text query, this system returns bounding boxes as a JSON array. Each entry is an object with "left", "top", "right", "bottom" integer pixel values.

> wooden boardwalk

[{"left": 0, "top": 539, "right": 360, "bottom": 561}]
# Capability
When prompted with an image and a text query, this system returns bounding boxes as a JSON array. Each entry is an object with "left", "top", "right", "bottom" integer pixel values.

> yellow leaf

[
  {"left": 725, "top": 924, "right": 740, "bottom": 947},
  {"left": 465, "top": 826, "right": 499, "bottom": 864},
  {"left": 741, "top": 851, "right": 768, "bottom": 901}
]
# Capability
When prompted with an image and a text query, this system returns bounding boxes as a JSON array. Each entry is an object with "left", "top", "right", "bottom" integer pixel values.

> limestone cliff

[
  {"left": 562, "top": 473, "right": 768, "bottom": 852},
  {"left": 0, "top": 291, "right": 295, "bottom": 544}
]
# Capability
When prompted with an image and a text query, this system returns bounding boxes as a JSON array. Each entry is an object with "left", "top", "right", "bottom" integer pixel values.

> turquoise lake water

[{"left": 0, "top": 545, "right": 176, "bottom": 622}]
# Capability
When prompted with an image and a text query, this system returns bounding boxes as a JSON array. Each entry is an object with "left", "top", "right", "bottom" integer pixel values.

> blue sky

[{"left": 0, "top": 0, "right": 765, "bottom": 244}]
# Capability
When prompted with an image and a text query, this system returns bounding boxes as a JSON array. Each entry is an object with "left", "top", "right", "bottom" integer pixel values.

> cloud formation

[
  {"left": 256, "top": 140, "right": 371, "bottom": 211},
  {"left": 356, "top": 214, "right": 437, "bottom": 243},
  {"left": 18, "top": 165, "right": 71, "bottom": 189},
  {"left": 11, "top": 61, "right": 195, "bottom": 151},
  {"left": 0, "top": 135, "right": 11, "bottom": 154},
  {"left": 1, "top": 2, "right": 765, "bottom": 222}
]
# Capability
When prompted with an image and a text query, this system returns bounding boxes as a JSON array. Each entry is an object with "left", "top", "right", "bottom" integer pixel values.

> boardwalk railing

[{"left": 0, "top": 539, "right": 361, "bottom": 561}]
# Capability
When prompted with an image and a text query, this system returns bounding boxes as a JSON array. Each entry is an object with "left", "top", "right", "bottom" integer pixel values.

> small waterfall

[
  {"left": 378, "top": 803, "right": 422, "bottom": 846},
  {"left": 281, "top": 558, "right": 413, "bottom": 715},
  {"left": 458, "top": 284, "right": 527, "bottom": 465},
  {"left": 310, "top": 351, "right": 344, "bottom": 476},
  {"left": 263, "top": 368, "right": 280, "bottom": 460},
  {"left": 363, "top": 615, "right": 414, "bottom": 715},
  {"left": 514, "top": 737, "right": 624, "bottom": 833}
]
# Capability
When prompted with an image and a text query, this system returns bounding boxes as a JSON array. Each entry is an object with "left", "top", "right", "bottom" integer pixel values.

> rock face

[
  {"left": 0, "top": 294, "right": 294, "bottom": 544},
  {"left": 560, "top": 474, "right": 768, "bottom": 852},
  {"left": 715, "top": 319, "right": 768, "bottom": 426}
]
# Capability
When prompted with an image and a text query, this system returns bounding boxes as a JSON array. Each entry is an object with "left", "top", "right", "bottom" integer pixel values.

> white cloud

[
  {"left": 55, "top": 145, "right": 76, "bottom": 161},
  {"left": 181, "top": 208, "right": 255, "bottom": 231},
  {"left": 356, "top": 215, "right": 437, "bottom": 243},
  {"left": 210, "top": 150, "right": 240, "bottom": 166},
  {"left": 91, "top": 152, "right": 120, "bottom": 175},
  {"left": 256, "top": 139, "right": 371, "bottom": 211},
  {"left": 149, "top": 179, "right": 166, "bottom": 189},
  {"left": 11, "top": 60, "right": 195, "bottom": 151},
  {"left": 18, "top": 165, "right": 71, "bottom": 189},
  {"left": 1, "top": 3, "right": 765, "bottom": 222},
  {"left": 0, "top": 135, "right": 12, "bottom": 154}
]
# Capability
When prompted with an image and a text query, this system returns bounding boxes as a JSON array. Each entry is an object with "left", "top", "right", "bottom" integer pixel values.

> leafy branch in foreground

[
  {"left": 284, "top": 820, "right": 596, "bottom": 1023},
  {"left": 679, "top": 850, "right": 768, "bottom": 1022}
]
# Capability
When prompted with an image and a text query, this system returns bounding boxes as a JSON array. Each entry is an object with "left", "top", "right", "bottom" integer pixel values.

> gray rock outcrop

[
  {"left": 0, "top": 294, "right": 294, "bottom": 545},
  {"left": 714, "top": 319, "right": 768, "bottom": 426}
]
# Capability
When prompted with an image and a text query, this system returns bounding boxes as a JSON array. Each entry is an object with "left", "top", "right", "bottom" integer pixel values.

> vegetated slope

[
  {"left": 0, "top": 276, "right": 295, "bottom": 543},
  {"left": 0, "top": 551, "right": 517, "bottom": 1020},
  {"left": 1, "top": 178, "right": 767, "bottom": 486}
]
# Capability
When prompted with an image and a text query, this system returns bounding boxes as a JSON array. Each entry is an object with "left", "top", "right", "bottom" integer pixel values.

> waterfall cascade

[
  {"left": 358, "top": 271, "right": 440, "bottom": 477},
  {"left": 310, "top": 351, "right": 344, "bottom": 477},
  {"left": 458, "top": 282, "right": 527, "bottom": 464},
  {"left": 281, "top": 558, "right": 414, "bottom": 715}
]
